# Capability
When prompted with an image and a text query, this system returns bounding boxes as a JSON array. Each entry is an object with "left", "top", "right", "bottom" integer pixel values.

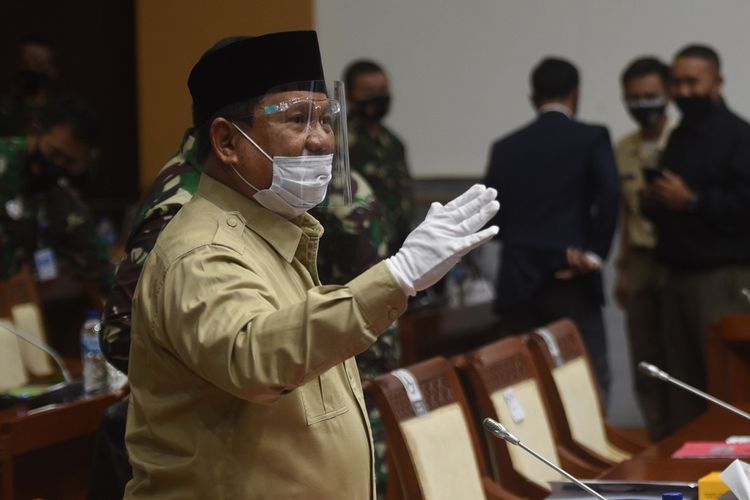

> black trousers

[
  {"left": 496, "top": 274, "right": 611, "bottom": 403},
  {"left": 88, "top": 399, "right": 132, "bottom": 500}
]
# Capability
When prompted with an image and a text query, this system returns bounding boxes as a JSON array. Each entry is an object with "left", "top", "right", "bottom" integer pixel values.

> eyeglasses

[{"left": 262, "top": 97, "right": 341, "bottom": 133}]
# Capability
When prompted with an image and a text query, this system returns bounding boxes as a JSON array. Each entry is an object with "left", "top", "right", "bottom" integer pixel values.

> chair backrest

[
  {"left": 526, "top": 319, "right": 630, "bottom": 463},
  {"left": 0, "top": 267, "right": 54, "bottom": 390},
  {"left": 366, "top": 357, "right": 494, "bottom": 500},
  {"left": 457, "top": 335, "right": 561, "bottom": 498},
  {"left": 708, "top": 313, "right": 750, "bottom": 402}
]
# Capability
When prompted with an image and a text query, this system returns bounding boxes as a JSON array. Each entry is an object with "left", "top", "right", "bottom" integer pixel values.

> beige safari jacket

[
  {"left": 615, "top": 121, "right": 673, "bottom": 249},
  {"left": 124, "top": 175, "right": 407, "bottom": 499}
]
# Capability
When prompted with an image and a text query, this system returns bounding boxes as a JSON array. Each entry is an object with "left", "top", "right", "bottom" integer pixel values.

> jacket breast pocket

[{"left": 300, "top": 367, "right": 349, "bottom": 425}]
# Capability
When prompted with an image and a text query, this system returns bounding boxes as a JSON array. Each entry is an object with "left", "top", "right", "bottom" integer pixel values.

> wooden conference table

[
  {"left": 603, "top": 403, "right": 750, "bottom": 482},
  {"left": 0, "top": 392, "right": 117, "bottom": 500}
]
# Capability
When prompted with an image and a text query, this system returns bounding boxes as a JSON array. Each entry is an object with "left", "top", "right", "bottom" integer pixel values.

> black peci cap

[{"left": 188, "top": 30, "right": 325, "bottom": 126}]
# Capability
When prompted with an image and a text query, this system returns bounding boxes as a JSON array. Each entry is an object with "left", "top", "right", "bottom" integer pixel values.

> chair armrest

[
  {"left": 482, "top": 476, "right": 526, "bottom": 500},
  {"left": 565, "top": 439, "right": 617, "bottom": 469},
  {"left": 557, "top": 445, "right": 609, "bottom": 478}
]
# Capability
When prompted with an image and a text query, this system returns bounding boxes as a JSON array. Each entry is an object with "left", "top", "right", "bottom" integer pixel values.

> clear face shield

[{"left": 252, "top": 80, "right": 352, "bottom": 209}]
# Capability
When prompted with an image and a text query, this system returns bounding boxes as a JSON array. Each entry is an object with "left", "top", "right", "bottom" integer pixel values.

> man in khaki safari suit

[{"left": 124, "top": 31, "right": 499, "bottom": 499}]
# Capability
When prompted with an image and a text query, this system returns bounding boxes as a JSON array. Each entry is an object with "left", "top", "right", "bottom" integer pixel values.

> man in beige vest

[
  {"left": 124, "top": 31, "right": 499, "bottom": 499},
  {"left": 614, "top": 56, "right": 673, "bottom": 440}
]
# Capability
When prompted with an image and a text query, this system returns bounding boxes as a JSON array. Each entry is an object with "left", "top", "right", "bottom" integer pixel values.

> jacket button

[{"left": 227, "top": 216, "right": 238, "bottom": 228}]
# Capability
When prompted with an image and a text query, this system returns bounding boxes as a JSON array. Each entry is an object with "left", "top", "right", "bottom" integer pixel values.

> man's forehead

[
  {"left": 43, "top": 125, "right": 88, "bottom": 152},
  {"left": 673, "top": 56, "right": 716, "bottom": 75},
  {"left": 625, "top": 73, "right": 666, "bottom": 93}
]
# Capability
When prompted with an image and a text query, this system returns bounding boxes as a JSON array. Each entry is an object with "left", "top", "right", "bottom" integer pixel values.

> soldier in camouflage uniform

[
  {"left": 345, "top": 60, "right": 415, "bottom": 255},
  {"left": 101, "top": 128, "right": 400, "bottom": 497},
  {"left": 0, "top": 36, "right": 58, "bottom": 136},
  {"left": 101, "top": 130, "right": 202, "bottom": 373},
  {"left": 0, "top": 96, "right": 112, "bottom": 294}
]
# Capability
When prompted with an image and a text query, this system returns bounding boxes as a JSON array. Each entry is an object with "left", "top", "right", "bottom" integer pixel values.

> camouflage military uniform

[
  {"left": 101, "top": 131, "right": 399, "bottom": 497},
  {"left": 348, "top": 116, "right": 415, "bottom": 255},
  {"left": 0, "top": 96, "right": 40, "bottom": 136},
  {"left": 312, "top": 173, "right": 399, "bottom": 499},
  {"left": 0, "top": 136, "right": 113, "bottom": 293},
  {"left": 101, "top": 131, "right": 202, "bottom": 374}
]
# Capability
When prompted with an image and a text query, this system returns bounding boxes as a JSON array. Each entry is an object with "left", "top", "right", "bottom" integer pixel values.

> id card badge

[{"left": 34, "top": 247, "right": 59, "bottom": 281}]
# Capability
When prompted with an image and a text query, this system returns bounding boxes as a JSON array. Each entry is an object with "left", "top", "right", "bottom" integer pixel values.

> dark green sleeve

[{"left": 100, "top": 163, "right": 200, "bottom": 373}]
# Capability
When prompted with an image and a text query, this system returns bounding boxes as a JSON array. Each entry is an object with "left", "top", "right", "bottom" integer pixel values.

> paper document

[{"left": 673, "top": 442, "right": 750, "bottom": 459}]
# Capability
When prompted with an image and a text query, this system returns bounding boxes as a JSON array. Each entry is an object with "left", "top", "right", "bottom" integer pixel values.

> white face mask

[{"left": 230, "top": 122, "right": 333, "bottom": 219}]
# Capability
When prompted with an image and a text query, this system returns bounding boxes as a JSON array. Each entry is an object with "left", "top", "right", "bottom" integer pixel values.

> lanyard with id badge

[
  {"left": 34, "top": 212, "right": 59, "bottom": 281},
  {"left": 5, "top": 195, "right": 58, "bottom": 281}
]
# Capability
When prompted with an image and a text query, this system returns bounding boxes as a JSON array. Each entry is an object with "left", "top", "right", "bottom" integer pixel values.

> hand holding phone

[{"left": 643, "top": 166, "right": 663, "bottom": 184}]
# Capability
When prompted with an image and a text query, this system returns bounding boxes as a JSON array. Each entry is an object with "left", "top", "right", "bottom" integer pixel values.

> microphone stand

[
  {"left": 638, "top": 362, "right": 750, "bottom": 423},
  {"left": 483, "top": 417, "right": 608, "bottom": 500},
  {"left": 0, "top": 319, "right": 82, "bottom": 408},
  {"left": 1, "top": 319, "right": 73, "bottom": 383}
]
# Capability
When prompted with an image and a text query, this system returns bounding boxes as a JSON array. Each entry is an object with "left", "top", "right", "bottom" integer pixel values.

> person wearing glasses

[{"left": 124, "top": 31, "right": 499, "bottom": 499}]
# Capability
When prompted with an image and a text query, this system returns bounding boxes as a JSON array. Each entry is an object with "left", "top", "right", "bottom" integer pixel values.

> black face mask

[
  {"left": 674, "top": 95, "right": 715, "bottom": 120},
  {"left": 25, "top": 149, "right": 66, "bottom": 194},
  {"left": 627, "top": 104, "right": 666, "bottom": 129},
  {"left": 353, "top": 94, "right": 391, "bottom": 123}
]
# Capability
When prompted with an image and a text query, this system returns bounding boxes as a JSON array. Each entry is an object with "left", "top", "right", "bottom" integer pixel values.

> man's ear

[{"left": 210, "top": 117, "right": 240, "bottom": 166}]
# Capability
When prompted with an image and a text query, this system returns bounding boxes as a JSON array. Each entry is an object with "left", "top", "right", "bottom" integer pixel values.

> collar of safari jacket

[{"left": 196, "top": 174, "right": 323, "bottom": 263}]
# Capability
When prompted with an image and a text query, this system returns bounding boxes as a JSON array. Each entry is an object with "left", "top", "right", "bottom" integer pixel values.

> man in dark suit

[{"left": 483, "top": 57, "right": 619, "bottom": 398}]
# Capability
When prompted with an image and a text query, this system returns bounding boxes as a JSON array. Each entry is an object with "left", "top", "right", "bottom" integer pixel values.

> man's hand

[
  {"left": 554, "top": 247, "right": 601, "bottom": 280},
  {"left": 652, "top": 170, "right": 694, "bottom": 211},
  {"left": 115, "top": 380, "right": 130, "bottom": 400},
  {"left": 385, "top": 184, "right": 499, "bottom": 296}
]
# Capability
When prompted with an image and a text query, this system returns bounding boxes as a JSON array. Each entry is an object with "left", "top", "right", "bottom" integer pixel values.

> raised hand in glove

[{"left": 385, "top": 184, "right": 500, "bottom": 296}]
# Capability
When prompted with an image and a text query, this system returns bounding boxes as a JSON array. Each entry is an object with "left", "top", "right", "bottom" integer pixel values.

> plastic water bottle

[{"left": 80, "top": 310, "right": 108, "bottom": 393}]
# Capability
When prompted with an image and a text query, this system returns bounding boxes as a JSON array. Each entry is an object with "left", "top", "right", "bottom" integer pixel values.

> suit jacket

[{"left": 483, "top": 110, "right": 619, "bottom": 310}]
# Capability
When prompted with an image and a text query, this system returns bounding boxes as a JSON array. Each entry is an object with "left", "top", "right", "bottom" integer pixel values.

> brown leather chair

[
  {"left": 455, "top": 335, "right": 607, "bottom": 499},
  {"left": 707, "top": 313, "right": 750, "bottom": 403},
  {"left": 525, "top": 319, "right": 647, "bottom": 468},
  {"left": 365, "top": 356, "right": 521, "bottom": 500}
]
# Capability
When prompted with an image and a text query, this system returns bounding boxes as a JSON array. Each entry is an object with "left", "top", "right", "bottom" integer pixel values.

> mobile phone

[{"left": 642, "top": 167, "right": 663, "bottom": 183}]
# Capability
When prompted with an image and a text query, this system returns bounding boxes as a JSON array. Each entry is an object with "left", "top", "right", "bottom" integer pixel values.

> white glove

[{"left": 385, "top": 184, "right": 500, "bottom": 296}]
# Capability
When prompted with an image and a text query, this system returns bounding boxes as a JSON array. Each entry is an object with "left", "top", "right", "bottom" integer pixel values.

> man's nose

[
  {"left": 304, "top": 123, "right": 333, "bottom": 154},
  {"left": 673, "top": 83, "right": 691, "bottom": 97}
]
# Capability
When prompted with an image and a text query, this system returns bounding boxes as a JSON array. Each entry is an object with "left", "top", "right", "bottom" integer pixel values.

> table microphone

[
  {"left": 483, "top": 417, "right": 608, "bottom": 500},
  {"left": 638, "top": 361, "right": 750, "bottom": 422},
  {"left": 0, "top": 319, "right": 83, "bottom": 408}
]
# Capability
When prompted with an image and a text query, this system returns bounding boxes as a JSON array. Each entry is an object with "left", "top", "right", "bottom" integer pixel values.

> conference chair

[
  {"left": 525, "top": 319, "right": 647, "bottom": 467},
  {"left": 364, "top": 357, "right": 521, "bottom": 500},
  {"left": 707, "top": 313, "right": 750, "bottom": 403},
  {"left": 455, "top": 335, "right": 607, "bottom": 499}
]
